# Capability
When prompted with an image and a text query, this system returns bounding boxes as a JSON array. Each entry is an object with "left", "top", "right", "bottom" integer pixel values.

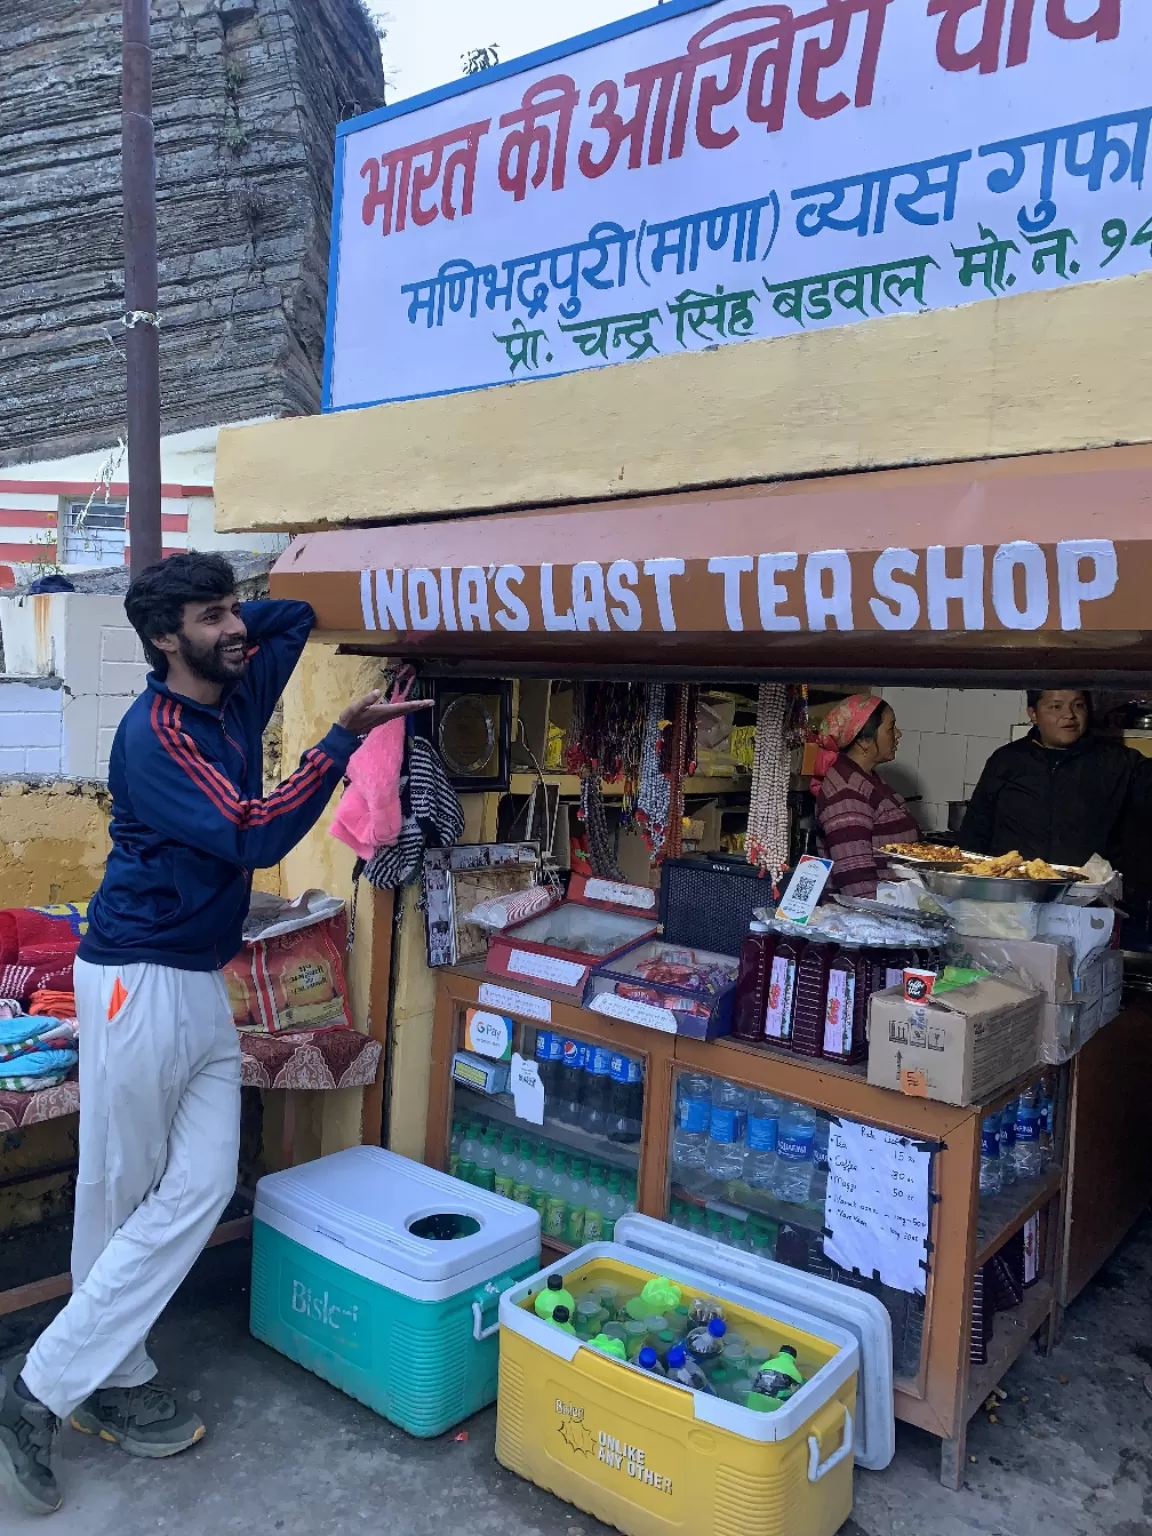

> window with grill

[{"left": 60, "top": 501, "right": 128, "bottom": 567}]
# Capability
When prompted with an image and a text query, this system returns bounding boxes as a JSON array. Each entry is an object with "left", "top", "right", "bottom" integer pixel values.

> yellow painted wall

[
  {"left": 216, "top": 274, "right": 1152, "bottom": 533},
  {"left": 271, "top": 642, "right": 390, "bottom": 1160},
  {"left": 0, "top": 781, "right": 110, "bottom": 904}
]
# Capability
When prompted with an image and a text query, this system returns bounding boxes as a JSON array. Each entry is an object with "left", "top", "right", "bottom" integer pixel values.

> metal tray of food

[
  {"left": 922, "top": 871, "right": 1076, "bottom": 903},
  {"left": 882, "top": 842, "right": 969, "bottom": 871}
]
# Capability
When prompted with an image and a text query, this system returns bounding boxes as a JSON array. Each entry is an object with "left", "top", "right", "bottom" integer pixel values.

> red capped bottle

[
  {"left": 764, "top": 935, "right": 804, "bottom": 1046},
  {"left": 790, "top": 942, "right": 831, "bottom": 1059},
  {"left": 732, "top": 921, "right": 774, "bottom": 1041}
]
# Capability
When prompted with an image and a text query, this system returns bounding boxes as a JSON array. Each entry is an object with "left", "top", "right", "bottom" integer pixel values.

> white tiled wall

[
  {"left": 0, "top": 681, "right": 64, "bottom": 774},
  {"left": 877, "top": 688, "right": 1032, "bottom": 833},
  {"left": 0, "top": 595, "right": 149, "bottom": 779}
]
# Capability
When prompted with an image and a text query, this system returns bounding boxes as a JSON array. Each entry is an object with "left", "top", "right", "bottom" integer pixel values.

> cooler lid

[
  {"left": 255, "top": 1146, "right": 539, "bottom": 1284},
  {"left": 614, "top": 1214, "right": 896, "bottom": 1471}
]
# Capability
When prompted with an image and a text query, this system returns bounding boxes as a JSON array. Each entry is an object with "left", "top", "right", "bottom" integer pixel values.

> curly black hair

[{"left": 124, "top": 552, "right": 237, "bottom": 672}]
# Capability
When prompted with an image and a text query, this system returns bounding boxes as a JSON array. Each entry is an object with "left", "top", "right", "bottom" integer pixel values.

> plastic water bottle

[
  {"left": 1013, "top": 1083, "right": 1043, "bottom": 1181},
  {"left": 474, "top": 1127, "right": 499, "bottom": 1191},
  {"left": 773, "top": 1106, "right": 817, "bottom": 1204},
  {"left": 556, "top": 1039, "right": 587, "bottom": 1126},
  {"left": 580, "top": 1046, "right": 615, "bottom": 1136},
  {"left": 494, "top": 1130, "right": 519, "bottom": 1199},
  {"left": 666, "top": 1345, "right": 714, "bottom": 1394},
  {"left": 601, "top": 1170, "right": 626, "bottom": 1240},
  {"left": 457, "top": 1122, "right": 482, "bottom": 1184},
  {"left": 999, "top": 1102, "right": 1018, "bottom": 1187},
  {"left": 564, "top": 1157, "right": 590, "bottom": 1245},
  {"left": 672, "top": 1073, "right": 713, "bottom": 1169},
  {"left": 705, "top": 1081, "right": 748, "bottom": 1180},
  {"left": 979, "top": 1115, "right": 1002, "bottom": 1198},
  {"left": 607, "top": 1053, "right": 644, "bottom": 1144},
  {"left": 542, "top": 1151, "right": 571, "bottom": 1240},
  {"left": 744, "top": 1093, "right": 780, "bottom": 1190},
  {"left": 583, "top": 1164, "right": 608, "bottom": 1242},
  {"left": 512, "top": 1139, "right": 537, "bottom": 1205}
]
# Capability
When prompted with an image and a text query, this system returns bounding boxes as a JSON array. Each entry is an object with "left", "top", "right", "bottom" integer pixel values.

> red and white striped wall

[{"left": 0, "top": 480, "right": 211, "bottom": 565}]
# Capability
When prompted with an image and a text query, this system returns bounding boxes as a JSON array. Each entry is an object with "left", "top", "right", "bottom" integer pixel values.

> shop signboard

[{"left": 324, "top": 0, "right": 1148, "bottom": 412}]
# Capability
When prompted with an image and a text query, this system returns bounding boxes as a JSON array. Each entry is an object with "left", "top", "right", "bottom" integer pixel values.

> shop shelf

[
  {"left": 964, "top": 1281, "right": 1055, "bottom": 1420},
  {"left": 670, "top": 1175, "right": 825, "bottom": 1232},
  {"left": 706, "top": 1033, "right": 869, "bottom": 1084},
  {"left": 974, "top": 1166, "right": 1064, "bottom": 1268},
  {"left": 454, "top": 1085, "right": 642, "bottom": 1173}
]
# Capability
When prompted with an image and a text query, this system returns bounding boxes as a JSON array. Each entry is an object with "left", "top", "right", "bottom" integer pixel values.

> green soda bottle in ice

[
  {"left": 533, "top": 1272, "right": 576, "bottom": 1321},
  {"left": 548, "top": 1305, "right": 577, "bottom": 1337},
  {"left": 750, "top": 1345, "right": 805, "bottom": 1406}
]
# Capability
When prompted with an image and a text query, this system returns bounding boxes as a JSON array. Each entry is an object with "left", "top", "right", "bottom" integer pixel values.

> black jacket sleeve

[{"left": 958, "top": 752, "right": 1007, "bottom": 853}]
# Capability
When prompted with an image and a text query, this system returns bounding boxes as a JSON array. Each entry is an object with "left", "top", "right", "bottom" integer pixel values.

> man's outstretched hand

[{"left": 338, "top": 690, "right": 434, "bottom": 736}]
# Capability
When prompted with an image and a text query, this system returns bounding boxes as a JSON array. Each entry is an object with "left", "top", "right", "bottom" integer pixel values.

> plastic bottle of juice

[
  {"left": 790, "top": 943, "right": 832, "bottom": 1058},
  {"left": 448, "top": 1119, "right": 465, "bottom": 1178},
  {"left": 512, "top": 1138, "right": 537, "bottom": 1205},
  {"left": 542, "top": 1151, "right": 571, "bottom": 1241},
  {"left": 494, "top": 1131, "right": 519, "bottom": 1199},
  {"left": 530, "top": 1143, "right": 553, "bottom": 1215},
  {"left": 764, "top": 935, "right": 804, "bottom": 1044},
  {"left": 732, "top": 921, "right": 774, "bottom": 1040},
  {"left": 601, "top": 1170, "right": 626, "bottom": 1241},
  {"left": 457, "top": 1122, "right": 483, "bottom": 1185},
  {"left": 583, "top": 1163, "right": 609, "bottom": 1242},
  {"left": 473, "top": 1127, "right": 499, "bottom": 1191},
  {"left": 564, "top": 1157, "right": 591, "bottom": 1245},
  {"left": 821, "top": 946, "right": 858, "bottom": 1062}
]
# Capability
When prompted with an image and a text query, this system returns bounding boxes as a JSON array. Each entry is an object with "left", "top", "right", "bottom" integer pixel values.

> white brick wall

[
  {"left": 877, "top": 687, "right": 1031, "bottom": 834},
  {"left": 0, "top": 681, "right": 64, "bottom": 774},
  {"left": 0, "top": 595, "right": 148, "bottom": 779}
]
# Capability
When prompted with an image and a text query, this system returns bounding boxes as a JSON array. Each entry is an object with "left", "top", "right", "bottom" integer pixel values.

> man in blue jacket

[{"left": 0, "top": 553, "right": 429, "bottom": 1515}]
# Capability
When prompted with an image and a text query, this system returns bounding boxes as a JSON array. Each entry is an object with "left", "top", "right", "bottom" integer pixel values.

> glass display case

[
  {"left": 427, "top": 967, "right": 677, "bottom": 1255},
  {"left": 664, "top": 1065, "right": 929, "bottom": 1381}
]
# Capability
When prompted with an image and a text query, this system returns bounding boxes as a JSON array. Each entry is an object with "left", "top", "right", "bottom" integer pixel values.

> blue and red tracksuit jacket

[{"left": 79, "top": 601, "right": 359, "bottom": 973}]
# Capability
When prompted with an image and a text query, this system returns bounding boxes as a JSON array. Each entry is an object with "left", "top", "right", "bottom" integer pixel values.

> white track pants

[{"left": 21, "top": 959, "right": 241, "bottom": 1420}]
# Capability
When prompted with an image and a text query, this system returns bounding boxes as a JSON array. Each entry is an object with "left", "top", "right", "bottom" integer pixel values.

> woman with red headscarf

[{"left": 812, "top": 695, "right": 920, "bottom": 899}]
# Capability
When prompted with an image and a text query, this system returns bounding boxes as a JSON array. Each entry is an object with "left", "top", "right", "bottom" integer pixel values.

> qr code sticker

[{"left": 791, "top": 876, "right": 816, "bottom": 903}]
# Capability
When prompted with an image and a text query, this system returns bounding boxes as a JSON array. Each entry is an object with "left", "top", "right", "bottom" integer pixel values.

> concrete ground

[{"left": 4, "top": 1213, "right": 1152, "bottom": 1536}]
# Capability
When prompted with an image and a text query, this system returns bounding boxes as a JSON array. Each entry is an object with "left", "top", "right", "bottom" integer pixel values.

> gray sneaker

[
  {"left": 0, "top": 1355, "right": 62, "bottom": 1516},
  {"left": 71, "top": 1383, "right": 205, "bottom": 1459}
]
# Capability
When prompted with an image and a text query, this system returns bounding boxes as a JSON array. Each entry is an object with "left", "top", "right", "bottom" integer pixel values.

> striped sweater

[{"left": 815, "top": 754, "right": 921, "bottom": 899}]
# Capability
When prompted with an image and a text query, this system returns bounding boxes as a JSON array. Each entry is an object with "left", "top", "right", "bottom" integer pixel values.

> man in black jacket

[{"left": 959, "top": 690, "right": 1152, "bottom": 866}]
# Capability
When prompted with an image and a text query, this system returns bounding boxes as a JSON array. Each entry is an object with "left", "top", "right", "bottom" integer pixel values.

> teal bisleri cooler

[{"left": 250, "top": 1146, "right": 541, "bottom": 1437}]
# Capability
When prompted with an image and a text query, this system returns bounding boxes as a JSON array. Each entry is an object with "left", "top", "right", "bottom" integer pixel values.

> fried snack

[
  {"left": 961, "top": 850, "right": 1025, "bottom": 876},
  {"left": 883, "top": 842, "right": 965, "bottom": 862}
]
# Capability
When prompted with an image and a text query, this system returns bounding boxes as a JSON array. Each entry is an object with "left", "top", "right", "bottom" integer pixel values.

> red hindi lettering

[
  {"left": 797, "top": 0, "right": 892, "bottom": 119},
  {"left": 929, "top": 0, "right": 1119, "bottom": 74},
  {"left": 360, "top": 119, "right": 491, "bottom": 236},
  {"left": 577, "top": 1, "right": 892, "bottom": 181},
  {"left": 498, "top": 75, "right": 581, "bottom": 201}
]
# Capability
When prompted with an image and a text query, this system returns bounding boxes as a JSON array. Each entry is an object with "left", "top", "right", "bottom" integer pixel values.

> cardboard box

[
  {"left": 1035, "top": 906, "right": 1115, "bottom": 970},
  {"left": 1102, "top": 950, "right": 1125, "bottom": 1005},
  {"left": 952, "top": 936, "right": 1075, "bottom": 1004},
  {"left": 867, "top": 977, "right": 1042, "bottom": 1106}
]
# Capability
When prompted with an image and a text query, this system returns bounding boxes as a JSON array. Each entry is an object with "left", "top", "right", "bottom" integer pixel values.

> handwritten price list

[{"left": 823, "top": 1119, "right": 931, "bottom": 1296}]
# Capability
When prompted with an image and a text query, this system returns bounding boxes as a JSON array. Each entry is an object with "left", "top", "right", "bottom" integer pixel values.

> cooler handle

[
  {"left": 807, "top": 1405, "right": 853, "bottom": 1483},
  {"left": 472, "top": 1270, "right": 517, "bottom": 1341},
  {"left": 472, "top": 1302, "right": 500, "bottom": 1342}
]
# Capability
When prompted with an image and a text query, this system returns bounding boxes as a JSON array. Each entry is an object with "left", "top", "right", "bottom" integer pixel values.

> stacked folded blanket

[{"left": 0, "top": 1013, "right": 79, "bottom": 1092}]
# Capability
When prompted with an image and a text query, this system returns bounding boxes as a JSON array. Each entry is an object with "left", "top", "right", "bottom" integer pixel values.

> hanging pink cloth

[{"left": 328, "top": 674, "right": 414, "bottom": 859}]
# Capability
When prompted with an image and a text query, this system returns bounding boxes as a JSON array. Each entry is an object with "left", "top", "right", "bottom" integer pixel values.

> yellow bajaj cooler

[{"left": 496, "top": 1223, "right": 863, "bottom": 1536}]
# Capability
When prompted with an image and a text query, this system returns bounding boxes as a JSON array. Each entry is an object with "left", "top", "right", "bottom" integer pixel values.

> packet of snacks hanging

[{"left": 225, "top": 893, "right": 351, "bottom": 1034}]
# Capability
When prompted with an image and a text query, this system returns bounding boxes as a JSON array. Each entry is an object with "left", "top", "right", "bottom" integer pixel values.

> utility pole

[{"left": 122, "top": 0, "right": 163, "bottom": 575}]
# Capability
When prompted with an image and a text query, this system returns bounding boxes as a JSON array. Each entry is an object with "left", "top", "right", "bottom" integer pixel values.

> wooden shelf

[
  {"left": 670, "top": 1179, "right": 825, "bottom": 1232},
  {"left": 965, "top": 1281, "right": 1054, "bottom": 1419},
  {"left": 974, "top": 1166, "right": 1063, "bottom": 1268},
  {"left": 454, "top": 1084, "right": 641, "bottom": 1174}
]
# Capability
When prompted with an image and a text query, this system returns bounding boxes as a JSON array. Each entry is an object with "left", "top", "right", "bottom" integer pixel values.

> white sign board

[
  {"left": 823, "top": 1116, "right": 932, "bottom": 1294},
  {"left": 325, "top": 0, "right": 1147, "bottom": 411}
]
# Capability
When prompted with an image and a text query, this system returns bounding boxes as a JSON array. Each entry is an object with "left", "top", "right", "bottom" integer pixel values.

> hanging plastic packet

[{"left": 589, "top": 1332, "right": 628, "bottom": 1361}]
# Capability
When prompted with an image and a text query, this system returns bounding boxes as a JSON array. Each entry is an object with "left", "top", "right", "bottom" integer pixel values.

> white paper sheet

[
  {"left": 510, "top": 1053, "right": 545, "bottom": 1125},
  {"left": 823, "top": 1118, "right": 931, "bottom": 1295}
]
